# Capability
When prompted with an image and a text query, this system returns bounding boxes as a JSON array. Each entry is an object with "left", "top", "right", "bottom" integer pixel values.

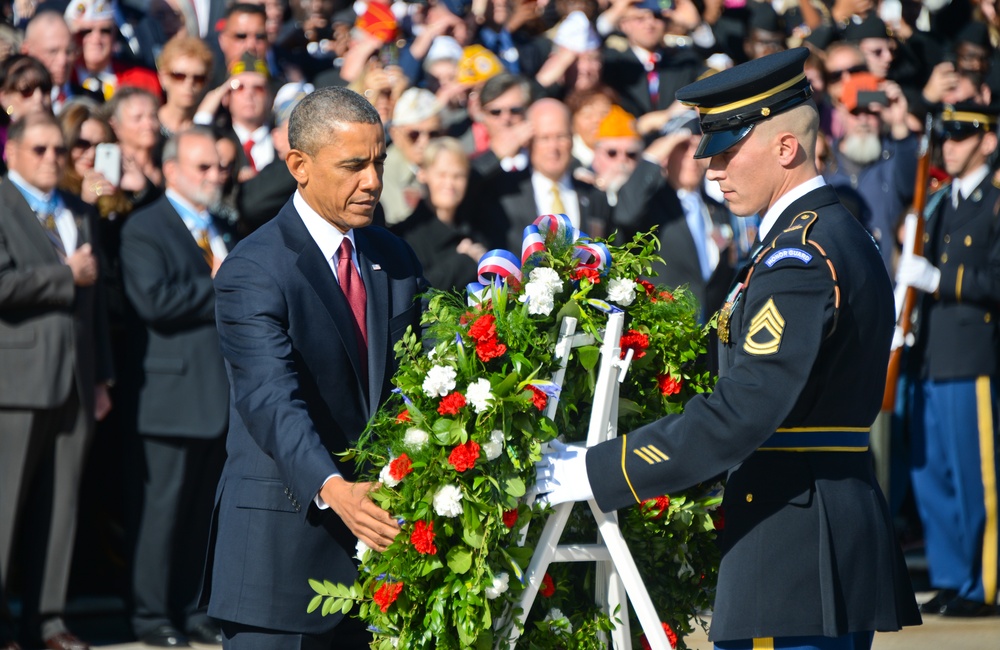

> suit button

[
  {"left": 944, "top": 234, "right": 950, "bottom": 244},
  {"left": 966, "top": 235, "right": 973, "bottom": 246},
  {"left": 745, "top": 493, "right": 753, "bottom": 503},
  {"left": 941, "top": 253, "right": 948, "bottom": 264},
  {"left": 986, "top": 314, "right": 992, "bottom": 323}
]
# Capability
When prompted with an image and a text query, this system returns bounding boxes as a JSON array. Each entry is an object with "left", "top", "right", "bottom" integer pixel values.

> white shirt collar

[
  {"left": 758, "top": 175, "right": 827, "bottom": 241},
  {"left": 293, "top": 190, "right": 357, "bottom": 279},
  {"left": 232, "top": 123, "right": 270, "bottom": 144},
  {"left": 954, "top": 165, "right": 990, "bottom": 201}
]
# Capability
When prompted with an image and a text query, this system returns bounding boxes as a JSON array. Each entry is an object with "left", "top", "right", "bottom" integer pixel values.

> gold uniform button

[
  {"left": 966, "top": 235, "right": 973, "bottom": 246},
  {"left": 941, "top": 253, "right": 949, "bottom": 264},
  {"left": 746, "top": 493, "right": 753, "bottom": 503},
  {"left": 944, "top": 234, "right": 951, "bottom": 244},
  {"left": 986, "top": 314, "right": 992, "bottom": 323},
  {"left": 923, "top": 233, "right": 930, "bottom": 243}
]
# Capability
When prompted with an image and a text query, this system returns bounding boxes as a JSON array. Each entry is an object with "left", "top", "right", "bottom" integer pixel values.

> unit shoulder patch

[
  {"left": 744, "top": 297, "right": 785, "bottom": 356},
  {"left": 764, "top": 248, "right": 814, "bottom": 268}
]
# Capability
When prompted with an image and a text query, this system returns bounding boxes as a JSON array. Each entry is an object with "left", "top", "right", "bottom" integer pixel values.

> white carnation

[
  {"left": 403, "top": 427, "right": 429, "bottom": 449},
  {"left": 485, "top": 572, "right": 509, "bottom": 599},
  {"left": 379, "top": 459, "right": 402, "bottom": 487},
  {"left": 432, "top": 484, "right": 464, "bottom": 517},
  {"left": 482, "top": 429, "right": 505, "bottom": 461},
  {"left": 529, "top": 267, "right": 563, "bottom": 293},
  {"left": 465, "top": 378, "right": 494, "bottom": 414},
  {"left": 521, "top": 281, "right": 557, "bottom": 316},
  {"left": 607, "top": 277, "right": 637, "bottom": 306},
  {"left": 355, "top": 539, "right": 371, "bottom": 562},
  {"left": 422, "top": 364, "right": 457, "bottom": 398}
]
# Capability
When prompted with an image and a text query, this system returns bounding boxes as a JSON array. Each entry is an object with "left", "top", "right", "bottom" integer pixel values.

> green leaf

[
  {"left": 446, "top": 546, "right": 473, "bottom": 574},
  {"left": 308, "top": 578, "right": 326, "bottom": 595},
  {"left": 307, "top": 594, "right": 323, "bottom": 613},
  {"left": 321, "top": 596, "right": 334, "bottom": 617},
  {"left": 340, "top": 599, "right": 352, "bottom": 615},
  {"left": 505, "top": 477, "right": 525, "bottom": 498},
  {"left": 576, "top": 345, "right": 600, "bottom": 370},
  {"left": 494, "top": 371, "right": 519, "bottom": 397}
]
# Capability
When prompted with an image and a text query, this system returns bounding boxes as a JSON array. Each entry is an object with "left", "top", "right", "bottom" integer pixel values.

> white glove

[
  {"left": 896, "top": 255, "right": 940, "bottom": 294},
  {"left": 530, "top": 439, "right": 594, "bottom": 506},
  {"left": 890, "top": 326, "right": 905, "bottom": 351}
]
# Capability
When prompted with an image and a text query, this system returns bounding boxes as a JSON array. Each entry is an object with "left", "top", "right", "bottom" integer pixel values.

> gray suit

[{"left": 0, "top": 177, "right": 112, "bottom": 635}]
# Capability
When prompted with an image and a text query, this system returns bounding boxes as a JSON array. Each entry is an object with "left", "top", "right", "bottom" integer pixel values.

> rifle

[{"left": 882, "top": 114, "right": 934, "bottom": 412}]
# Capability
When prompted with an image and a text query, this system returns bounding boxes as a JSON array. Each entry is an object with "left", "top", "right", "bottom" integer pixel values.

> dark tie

[
  {"left": 40, "top": 212, "right": 66, "bottom": 258},
  {"left": 337, "top": 238, "right": 368, "bottom": 381}
]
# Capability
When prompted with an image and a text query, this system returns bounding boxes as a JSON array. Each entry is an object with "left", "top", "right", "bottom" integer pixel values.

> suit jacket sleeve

[{"left": 214, "top": 254, "right": 340, "bottom": 518}]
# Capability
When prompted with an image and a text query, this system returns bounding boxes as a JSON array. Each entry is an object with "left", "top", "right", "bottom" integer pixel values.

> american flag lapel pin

[{"left": 371, "top": 263, "right": 382, "bottom": 271}]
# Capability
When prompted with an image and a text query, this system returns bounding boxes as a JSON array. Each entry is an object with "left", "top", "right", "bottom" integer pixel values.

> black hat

[
  {"left": 955, "top": 21, "right": 992, "bottom": 51},
  {"left": 675, "top": 47, "right": 813, "bottom": 158},
  {"left": 937, "top": 101, "right": 999, "bottom": 140},
  {"left": 748, "top": 1, "right": 782, "bottom": 34},
  {"left": 841, "top": 14, "right": 890, "bottom": 42}
]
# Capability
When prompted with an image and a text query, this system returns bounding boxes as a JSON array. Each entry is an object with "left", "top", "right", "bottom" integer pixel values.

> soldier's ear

[
  {"left": 981, "top": 131, "right": 998, "bottom": 158},
  {"left": 775, "top": 131, "right": 802, "bottom": 168}
]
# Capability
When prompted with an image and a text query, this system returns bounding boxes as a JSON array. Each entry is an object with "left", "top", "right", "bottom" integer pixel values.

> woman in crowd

[
  {"left": 392, "top": 137, "right": 490, "bottom": 294},
  {"left": 0, "top": 54, "right": 52, "bottom": 164},
  {"left": 107, "top": 86, "right": 163, "bottom": 194},
  {"left": 59, "top": 101, "right": 131, "bottom": 218},
  {"left": 565, "top": 85, "right": 615, "bottom": 169},
  {"left": 156, "top": 34, "right": 213, "bottom": 138}
]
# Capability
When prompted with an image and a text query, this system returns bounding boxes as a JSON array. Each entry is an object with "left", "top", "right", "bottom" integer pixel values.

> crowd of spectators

[{"left": 1, "top": 0, "right": 999, "bottom": 647}]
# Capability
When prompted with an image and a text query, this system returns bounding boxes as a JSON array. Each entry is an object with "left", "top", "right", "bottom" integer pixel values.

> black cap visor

[
  {"left": 939, "top": 120, "right": 990, "bottom": 141},
  {"left": 694, "top": 123, "right": 755, "bottom": 159}
]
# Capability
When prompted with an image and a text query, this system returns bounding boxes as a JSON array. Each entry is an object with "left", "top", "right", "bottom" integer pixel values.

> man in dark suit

[
  {"left": 900, "top": 102, "right": 1000, "bottom": 617},
  {"left": 206, "top": 86, "right": 426, "bottom": 649},
  {"left": 0, "top": 113, "right": 113, "bottom": 650},
  {"left": 473, "top": 97, "right": 612, "bottom": 252},
  {"left": 535, "top": 49, "right": 920, "bottom": 649},
  {"left": 119, "top": 127, "right": 235, "bottom": 647},
  {"left": 20, "top": 11, "right": 104, "bottom": 114}
]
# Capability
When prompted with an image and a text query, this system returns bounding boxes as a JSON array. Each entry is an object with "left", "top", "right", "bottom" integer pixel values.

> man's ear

[
  {"left": 285, "top": 149, "right": 309, "bottom": 185},
  {"left": 981, "top": 131, "right": 998, "bottom": 158},
  {"left": 776, "top": 132, "right": 802, "bottom": 167}
]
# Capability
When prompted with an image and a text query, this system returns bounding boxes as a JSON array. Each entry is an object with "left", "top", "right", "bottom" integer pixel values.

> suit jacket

[
  {"left": 118, "top": 195, "right": 235, "bottom": 438},
  {"left": 601, "top": 46, "right": 706, "bottom": 118},
  {"left": 587, "top": 185, "right": 920, "bottom": 639},
  {"left": 206, "top": 198, "right": 426, "bottom": 633},
  {"left": 0, "top": 178, "right": 112, "bottom": 412},
  {"left": 912, "top": 176, "right": 1000, "bottom": 380}
]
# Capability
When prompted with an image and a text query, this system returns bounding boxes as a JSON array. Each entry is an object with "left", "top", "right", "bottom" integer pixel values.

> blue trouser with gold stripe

[
  {"left": 715, "top": 631, "right": 874, "bottom": 650},
  {"left": 909, "top": 376, "right": 999, "bottom": 604}
]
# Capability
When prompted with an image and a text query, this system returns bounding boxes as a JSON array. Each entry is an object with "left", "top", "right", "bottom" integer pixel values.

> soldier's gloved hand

[
  {"left": 531, "top": 439, "right": 593, "bottom": 506},
  {"left": 896, "top": 255, "right": 941, "bottom": 293}
]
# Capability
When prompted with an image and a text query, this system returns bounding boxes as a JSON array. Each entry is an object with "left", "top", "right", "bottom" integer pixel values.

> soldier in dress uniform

[
  {"left": 898, "top": 102, "right": 1000, "bottom": 618},
  {"left": 533, "top": 48, "right": 922, "bottom": 649}
]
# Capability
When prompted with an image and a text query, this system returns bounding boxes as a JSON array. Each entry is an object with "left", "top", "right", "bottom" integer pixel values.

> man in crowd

[
  {"left": 20, "top": 11, "right": 102, "bottom": 114},
  {"left": 207, "top": 86, "right": 426, "bottom": 649},
  {"left": 209, "top": 3, "right": 272, "bottom": 89},
  {"left": 381, "top": 87, "right": 443, "bottom": 226},
  {"left": 534, "top": 47, "right": 921, "bottom": 649},
  {"left": 0, "top": 113, "right": 113, "bottom": 650},
  {"left": 899, "top": 102, "right": 1000, "bottom": 618},
  {"left": 119, "top": 127, "right": 235, "bottom": 648}
]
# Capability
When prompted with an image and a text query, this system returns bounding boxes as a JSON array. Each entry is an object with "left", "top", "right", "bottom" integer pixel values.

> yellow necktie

[
  {"left": 550, "top": 182, "right": 565, "bottom": 214},
  {"left": 197, "top": 229, "right": 214, "bottom": 268}
]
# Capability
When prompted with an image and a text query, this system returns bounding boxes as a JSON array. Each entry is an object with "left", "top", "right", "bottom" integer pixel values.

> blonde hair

[
  {"left": 157, "top": 34, "right": 213, "bottom": 72},
  {"left": 421, "top": 136, "right": 468, "bottom": 170}
]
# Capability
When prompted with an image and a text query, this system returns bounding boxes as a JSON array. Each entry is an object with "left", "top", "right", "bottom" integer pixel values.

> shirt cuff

[
  {"left": 313, "top": 469, "right": 343, "bottom": 510},
  {"left": 193, "top": 111, "right": 214, "bottom": 126}
]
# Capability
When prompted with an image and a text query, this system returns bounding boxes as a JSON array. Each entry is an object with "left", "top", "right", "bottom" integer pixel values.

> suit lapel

[
  {"left": 2, "top": 181, "right": 62, "bottom": 262},
  {"left": 355, "top": 229, "right": 389, "bottom": 418}
]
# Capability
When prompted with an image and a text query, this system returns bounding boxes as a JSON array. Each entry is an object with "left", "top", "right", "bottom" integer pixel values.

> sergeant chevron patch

[
  {"left": 744, "top": 298, "right": 785, "bottom": 356},
  {"left": 633, "top": 444, "right": 670, "bottom": 464}
]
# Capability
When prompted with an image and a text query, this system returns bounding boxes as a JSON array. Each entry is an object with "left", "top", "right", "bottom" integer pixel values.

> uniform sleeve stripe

[
  {"left": 975, "top": 376, "right": 998, "bottom": 604},
  {"left": 634, "top": 448, "right": 657, "bottom": 464},
  {"left": 957, "top": 264, "right": 964, "bottom": 303},
  {"left": 648, "top": 445, "right": 670, "bottom": 461},
  {"left": 621, "top": 434, "right": 641, "bottom": 504}
]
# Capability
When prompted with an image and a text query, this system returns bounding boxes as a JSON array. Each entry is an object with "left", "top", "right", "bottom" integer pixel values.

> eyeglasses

[
  {"left": 26, "top": 144, "right": 68, "bottom": 157},
  {"left": 72, "top": 138, "right": 105, "bottom": 151},
  {"left": 168, "top": 71, "right": 208, "bottom": 85},
  {"left": 77, "top": 26, "right": 115, "bottom": 38},
  {"left": 600, "top": 148, "right": 640, "bottom": 161},
  {"left": 406, "top": 129, "right": 443, "bottom": 143},
  {"left": 826, "top": 64, "right": 867, "bottom": 81},
  {"left": 486, "top": 106, "right": 526, "bottom": 118},
  {"left": 15, "top": 84, "right": 52, "bottom": 98},
  {"left": 863, "top": 47, "right": 893, "bottom": 59},
  {"left": 232, "top": 32, "right": 267, "bottom": 41}
]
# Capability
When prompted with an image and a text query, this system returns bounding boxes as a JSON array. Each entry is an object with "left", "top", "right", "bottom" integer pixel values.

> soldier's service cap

[
  {"left": 675, "top": 47, "right": 813, "bottom": 159},
  {"left": 937, "top": 101, "right": 1000, "bottom": 140}
]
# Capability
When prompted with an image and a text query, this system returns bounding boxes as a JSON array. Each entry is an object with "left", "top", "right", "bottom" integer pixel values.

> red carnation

[
  {"left": 641, "top": 495, "right": 670, "bottom": 519},
  {"left": 373, "top": 581, "right": 403, "bottom": 612},
  {"left": 396, "top": 409, "right": 411, "bottom": 424},
  {"left": 657, "top": 374, "right": 682, "bottom": 396},
  {"left": 502, "top": 509, "right": 519, "bottom": 529},
  {"left": 620, "top": 329, "right": 650, "bottom": 359},
  {"left": 540, "top": 573, "right": 555, "bottom": 598},
  {"left": 640, "top": 622, "right": 678, "bottom": 650},
  {"left": 659, "top": 290, "right": 675, "bottom": 302},
  {"left": 571, "top": 267, "right": 601, "bottom": 283},
  {"left": 468, "top": 314, "right": 498, "bottom": 342},
  {"left": 713, "top": 507, "right": 725, "bottom": 531},
  {"left": 448, "top": 440, "right": 481, "bottom": 472},
  {"left": 476, "top": 337, "right": 507, "bottom": 362},
  {"left": 410, "top": 520, "right": 437, "bottom": 555},
  {"left": 389, "top": 453, "right": 413, "bottom": 482},
  {"left": 637, "top": 279, "right": 656, "bottom": 297},
  {"left": 528, "top": 386, "right": 548, "bottom": 411},
  {"left": 438, "top": 391, "right": 467, "bottom": 416}
]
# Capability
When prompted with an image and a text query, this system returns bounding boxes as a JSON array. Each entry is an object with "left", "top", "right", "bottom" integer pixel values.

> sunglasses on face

[
  {"left": 73, "top": 138, "right": 104, "bottom": 151},
  {"left": 826, "top": 64, "right": 867, "bottom": 82},
  {"left": 406, "top": 129, "right": 443, "bottom": 143},
  {"left": 486, "top": 106, "right": 526, "bottom": 118},
  {"left": 15, "top": 84, "right": 52, "bottom": 98},
  {"left": 168, "top": 71, "right": 208, "bottom": 85},
  {"left": 77, "top": 27, "right": 115, "bottom": 38},
  {"left": 27, "top": 144, "right": 68, "bottom": 157},
  {"left": 232, "top": 32, "right": 267, "bottom": 41},
  {"left": 600, "top": 148, "right": 640, "bottom": 161}
]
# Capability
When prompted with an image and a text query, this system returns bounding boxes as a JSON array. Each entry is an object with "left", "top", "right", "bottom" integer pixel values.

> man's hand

[
  {"left": 530, "top": 439, "right": 593, "bottom": 506},
  {"left": 94, "top": 382, "right": 113, "bottom": 421},
  {"left": 321, "top": 476, "right": 401, "bottom": 551},
  {"left": 491, "top": 121, "right": 534, "bottom": 160},
  {"left": 897, "top": 255, "right": 941, "bottom": 294},
  {"left": 67, "top": 243, "right": 98, "bottom": 287}
]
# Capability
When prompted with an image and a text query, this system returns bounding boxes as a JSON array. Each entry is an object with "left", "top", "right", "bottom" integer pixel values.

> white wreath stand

[{"left": 501, "top": 312, "right": 673, "bottom": 650}]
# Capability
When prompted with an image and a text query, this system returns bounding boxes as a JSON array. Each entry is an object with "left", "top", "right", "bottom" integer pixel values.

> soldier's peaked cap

[
  {"left": 675, "top": 47, "right": 813, "bottom": 159},
  {"left": 938, "top": 101, "right": 1000, "bottom": 139}
]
